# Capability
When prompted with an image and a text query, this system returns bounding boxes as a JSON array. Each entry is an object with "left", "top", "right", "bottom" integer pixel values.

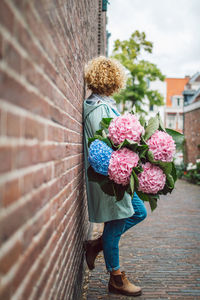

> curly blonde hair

[{"left": 84, "top": 56, "right": 127, "bottom": 96}]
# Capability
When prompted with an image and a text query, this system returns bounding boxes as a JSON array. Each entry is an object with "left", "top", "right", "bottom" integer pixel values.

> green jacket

[{"left": 83, "top": 93, "right": 134, "bottom": 223}]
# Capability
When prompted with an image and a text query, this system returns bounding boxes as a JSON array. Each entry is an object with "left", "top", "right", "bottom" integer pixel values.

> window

[
  {"left": 172, "top": 96, "right": 183, "bottom": 108},
  {"left": 166, "top": 114, "right": 176, "bottom": 129},
  {"left": 149, "top": 104, "right": 154, "bottom": 111}
]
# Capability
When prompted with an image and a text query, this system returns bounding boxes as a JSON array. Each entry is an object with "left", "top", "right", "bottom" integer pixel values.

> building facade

[
  {"left": 183, "top": 73, "right": 200, "bottom": 164},
  {"left": 0, "top": 1, "right": 107, "bottom": 299},
  {"left": 164, "top": 77, "right": 190, "bottom": 133}
]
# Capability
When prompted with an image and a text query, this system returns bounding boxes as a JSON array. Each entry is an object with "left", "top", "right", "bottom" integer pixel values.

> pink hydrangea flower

[
  {"left": 108, "top": 113, "right": 144, "bottom": 145},
  {"left": 108, "top": 148, "right": 139, "bottom": 186},
  {"left": 138, "top": 162, "right": 166, "bottom": 194},
  {"left": 147, "top": 130, "right": 176, "bottom": 162}
]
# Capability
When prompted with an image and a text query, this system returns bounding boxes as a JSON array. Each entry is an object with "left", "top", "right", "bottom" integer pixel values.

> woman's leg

[
  {"left": 102, "top": 218, "right": 126, "bottom": 272},
  {"left": 122, "top": 192, "right": 147, "bottom": 234},
  {"left": 102, "top": 193, "right": 147, "bottom": 272},
  {"left": 103, "top": 219, "right": 143, "bottom": 296}
]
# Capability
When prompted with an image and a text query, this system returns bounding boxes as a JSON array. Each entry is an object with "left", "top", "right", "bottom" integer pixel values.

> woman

[{"left": 83, "top": 56, "right": 147, "bottom": 297}]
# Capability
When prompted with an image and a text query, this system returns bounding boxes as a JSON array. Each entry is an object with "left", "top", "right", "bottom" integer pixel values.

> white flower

[{"left": 186, "top": 163, "right": 197, "bottom": 170}]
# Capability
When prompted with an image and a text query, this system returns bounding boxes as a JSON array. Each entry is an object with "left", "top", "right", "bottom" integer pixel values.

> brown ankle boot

[
  {"left": 108, "top": 271, "right": 142, "bottom": 296},
  {"left": 83, "top": 236, "right": 103, "bottom": 270}
]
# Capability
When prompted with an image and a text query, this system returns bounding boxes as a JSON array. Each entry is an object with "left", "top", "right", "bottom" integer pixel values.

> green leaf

[
  {"left": 94, "top": 134, "right": 105, "bottom": 140},
  {"left": 158, "top": 162, "right": 172, "bottom": 175},
  {"left": 166, "top": 174, "right": 174, "bottom": 189},
  {"left": 87, "top": 166, "right": 115, "bottom": 196},
  {"left": 100, "top": 181, "right": 115, "bottom": 196},
  {"left": 136, "top": 191, "right": 150, "bottom": 202},
  {"left": 159, "top": 183, "right": 173, "bottom": 195},
  {"left": 147, "top": 151, "right": 172, "bottom": 175},
  {"left": 144, "top": 116, "right": 159, "bottom": 141},
  {"left": 147, "top": 150, "right": 154, "bottom": 162},
  {"left": 157, "top": 112, "right": 166, "bottom": 131},
  {"left": 102, "top": 129, "right": 107, "bottom": 138},
  {"left": 87, "top": 166, "right": 106, "bottom": 183},
  {"left": 100, "top": 117, "right": 113, "bottom": 129},
  {"left": 139, "top": 148, "right": 148, "bottom": 159},
  {"left": 133, "top": 166, "right": 143, "bottom": 174},
  {"left": 171, "top": 162, "right": 177, "bottom": 183},
  {"left": 112, "top": 182, "right": 127, "bottom": 201},
  {"left": 137, "top": 144, "right": 149, "bottom": 152},
  {"left": 101, "top": 138, "right": 112, "bottom": 148},
  {"left": 139, "top": 115, "right": 146, "bottom": 127},
  {"left": 149, "top": 196, "right": 157, "bottom": 211},
  {"left": 95, "top": 129, "right": 103, "bottom": 136},
  {"left": 137, "top": 144, "right": 149, "bottom": 159},
  {"left": 165, "top": 128, "right": 184, "bottom": 150},
  {"left": 140, "top": 136, "right": 148, "bottom": 145},
  {"left": 88, "top": 137, "right": 97, "bottom": 147},
  {"left": 132, "top": 169, "right": 139, "bottom": 188},
  {"left": 117, "top": 139, "right": 138, "bottom": 151},
  {"left": 130, "top": 174, "right": 134, "bottom": 195},
  {"left": 88, "top": 135, "right": 112, "bottom": 148}
]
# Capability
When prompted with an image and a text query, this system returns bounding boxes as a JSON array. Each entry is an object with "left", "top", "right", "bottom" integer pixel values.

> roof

[
  {"left": 165, "top": 77, "right": 190, "bottom": 107},
  {"left": 189, "top": 72, "right": 200, "bottom": 83},
  {"left": 189, "top": 87, "right": 200, "bottom": 104},
  {"left": 182, "top": 89, "right": 196, "bottom": 95}
]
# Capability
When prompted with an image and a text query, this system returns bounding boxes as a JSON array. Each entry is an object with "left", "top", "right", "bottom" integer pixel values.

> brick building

[
  {"left": 0, "top": 1, "right": 107, "bottom": 299},
  {"left": 183, "top": 73, "right": 200, "bottom": 163},
  {"left": 165, "top": 77, "right": 190, "bottom": 132}
]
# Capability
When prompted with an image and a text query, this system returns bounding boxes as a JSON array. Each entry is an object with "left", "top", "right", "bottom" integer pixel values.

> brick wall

[
  {"left": 184, "top": 108, "right": 200, "bottom": 163},
  {"left": 0, "top": 1, "right": 106, "bottom": 299}
]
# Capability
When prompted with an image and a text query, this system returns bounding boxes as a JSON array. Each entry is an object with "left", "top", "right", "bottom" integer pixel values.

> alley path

[{"left": 83, "top": 180, "right": 200, "bottom": 299}]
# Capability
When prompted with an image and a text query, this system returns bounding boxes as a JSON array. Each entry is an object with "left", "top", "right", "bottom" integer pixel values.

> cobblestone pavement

[{"left": 82, "top": 180, "right": 200, "bottom": 300}]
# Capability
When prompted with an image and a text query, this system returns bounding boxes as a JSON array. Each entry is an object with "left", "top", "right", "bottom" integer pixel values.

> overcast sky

[{"left": 107, "top": 0, "right": 200, "bottom": 78}]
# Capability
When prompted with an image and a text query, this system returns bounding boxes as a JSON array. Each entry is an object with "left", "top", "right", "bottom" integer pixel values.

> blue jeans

[{"left": 102, "top": 192, "right": 147, "bottom": 271}]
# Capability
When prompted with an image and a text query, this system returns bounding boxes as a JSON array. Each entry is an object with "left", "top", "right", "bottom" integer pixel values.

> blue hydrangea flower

[{"left": 88, "top": 140, "right": 113, "bottom": 176}]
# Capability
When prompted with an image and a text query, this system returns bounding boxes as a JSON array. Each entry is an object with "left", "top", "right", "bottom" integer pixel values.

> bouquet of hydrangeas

[{"left": 87, "top": 112, "right": 184, "bottom": 211}]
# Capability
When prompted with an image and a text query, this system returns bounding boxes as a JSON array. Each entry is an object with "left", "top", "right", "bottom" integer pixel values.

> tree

[{"left": 111, "top": 30, "right": 165, "bottom": 114}]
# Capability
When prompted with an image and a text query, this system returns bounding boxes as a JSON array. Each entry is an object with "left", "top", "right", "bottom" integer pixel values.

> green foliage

[
  {"left": 88, "top": 136, "right": 112, "bottom": 148},
  {"left": 130, "top": 173, "right": 134, "bottom": 195},
  {"left": 183, "top": 162, "right": 200, "bottom": 185},
  {"left": 111, "top": 30, "right": 165, "bottom": 114},
  {"left": 165, "top": 128, "right": 185, "bottom": 151},
  {"left": 144, "top": 116, "right": 159, "bottom": 141},
  {"left": 100, "top": 118, "right": 113, "bottom": 129},
  {"left": 149, "top": 196, "right": 158, "bottom": 211}
]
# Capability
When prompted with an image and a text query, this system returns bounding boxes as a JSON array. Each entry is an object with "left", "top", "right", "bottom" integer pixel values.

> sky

[{"left": 107, "top": 0, "right": 200, "bottom": 78}]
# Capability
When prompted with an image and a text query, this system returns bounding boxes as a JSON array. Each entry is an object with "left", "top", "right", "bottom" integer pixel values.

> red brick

[
  {"left": 184, "top": 108, "right": 200, "bottom": 163},
  {"left": 12, "top": 145, "right": 34, "bottom": 169},
  {"left": 0, "top": 0, "right": 105, "bottom": 299},
  {"left": 6, "top": 111, "right": 22, "bottom": 137},
  {"left": 2, "top": 178, "right": 20, "bottom": 207},
  {"left": 0, "top": 71, "right": 50, "bottom": 119},
  {"left": 0, "top": 145, "right": 12, "bottom": 174},
  {"left": 12, "top": 223, "right": 54, "bottom": 293},
  {"left": 0, "top": 107, "right": 2, "bottom": 135},
  {"left": 0, "top": 239, "right": 22, "bottom": 274},
  {"left": 2, "top": 36, "right": 22, "bottom": 75},
  {"left": 23, "top": 117, "right": 45, "bottom": 141},
  {"left": 0, "top": 1, "right": 15, "bottom": 34},
  {"left": 47, "top": 124, "right": 64, "bottom": 142},
  {"left": 32, "top": 201, "right": 81, "bottom": 300},
  {"left": 64, "top": 129, "right": 82, "bottom": 143},
  {"left": 0, "top": 186, "right": 46, "bottom": 245}
]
